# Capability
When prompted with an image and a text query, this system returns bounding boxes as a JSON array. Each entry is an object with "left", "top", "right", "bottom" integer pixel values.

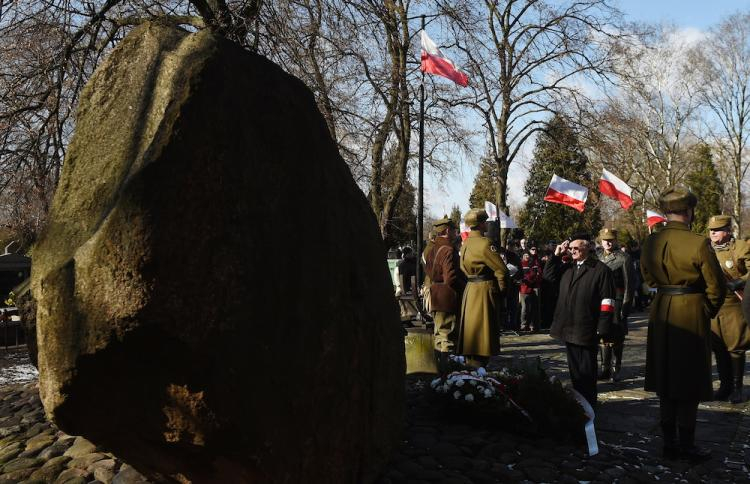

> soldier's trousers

[
  {"left": 565, "top": 342, "right": 598, "bottom": 408},
  {"left": 659, "top": 397, "right": 698, "bottom": 429},
  {"left": 433, "top": 311, "right": 457, "bottom": 352}
]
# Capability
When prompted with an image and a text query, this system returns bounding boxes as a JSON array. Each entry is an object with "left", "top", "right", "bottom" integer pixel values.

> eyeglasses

[{"left": 570, "top": 246, "right": 584, "bottom": 251}]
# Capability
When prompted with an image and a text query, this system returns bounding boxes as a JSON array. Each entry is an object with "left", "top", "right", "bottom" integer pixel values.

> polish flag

[
  {"left": 420, "top": 30, "right": 469, "bottom": 87},
  {"left": 646, "top": 210, "right": 667, "bottom": 228},
  {"left": 599, "top": 169, "right": 633, "bottom": 209},
  {"left": 600, "top": 298, "right": 615, "bottom": 313},
  {"left": 543, "top": 175, "right": 588, "bottom": 212}
]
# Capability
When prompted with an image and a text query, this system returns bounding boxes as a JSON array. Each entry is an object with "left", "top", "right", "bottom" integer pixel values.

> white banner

[{"left": 484, "top": 201, "right": 498, "bottom": 221}]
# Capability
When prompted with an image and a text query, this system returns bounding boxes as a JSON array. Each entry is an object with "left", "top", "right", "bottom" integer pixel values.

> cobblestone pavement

[
  {"left": 0, "top": 381, "right": 150, "bottom": 483},
  {"left": 380, "top": 312, "right": 750, "bottom": 484},
  {"left": 0, "top": 313, "right": 748, "bottom": 483}
]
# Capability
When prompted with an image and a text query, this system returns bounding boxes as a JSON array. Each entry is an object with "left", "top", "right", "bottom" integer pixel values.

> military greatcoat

[
  {"left": 641, "top": 221, "right": 727, "bottom": 401},
  {"left": 457, "top": 231, "right": 508, "bottom": 357},
  {"left": 596, "top": 249, "right": 634, "bottom": 338},
  {"left": 711, "top": 238, "right": 750, "bottom": 352}
]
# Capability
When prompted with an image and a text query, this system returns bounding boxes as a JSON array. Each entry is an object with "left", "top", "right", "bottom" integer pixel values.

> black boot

[
  {"left": 661, "top": 422, "right": 679, "bottom": 459},
  {"left": 598, "top": 344, "right": 612, "bottom": 381},
  {"left": 434, "top": 350, "right": 448, "bottom": 374},
  {"left": 611, "top": 342, "right": 624, "bottom": 382},
  {"left": 678, "top": 426, "right": 711, "bottom": 463},
  {"left": 730, "top": 353, "right": 746, "bottom": 404},
  {"left": 713, "top": 345, "right": 733, "bottom": 401}
]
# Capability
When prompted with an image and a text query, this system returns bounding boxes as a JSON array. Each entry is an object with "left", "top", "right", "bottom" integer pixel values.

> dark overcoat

[
  {"left": 641, "top": 221, "right": 727, "bottom": 401},
  {"left": 543, "top": 255, "right": 615, "bottom": 347}
]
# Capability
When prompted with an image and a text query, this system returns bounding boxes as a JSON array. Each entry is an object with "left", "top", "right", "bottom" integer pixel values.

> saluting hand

[{"left": 554, "top": 240, "right": 569, "bottom": 257}]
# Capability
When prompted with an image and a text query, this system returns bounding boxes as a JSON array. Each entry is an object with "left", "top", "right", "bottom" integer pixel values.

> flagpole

[{"left": 416, "top": 14, "right": 425, "bottom": 311}]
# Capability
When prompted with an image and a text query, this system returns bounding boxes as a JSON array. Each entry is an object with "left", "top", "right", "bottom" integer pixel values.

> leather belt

[
  {"left": 467, "top": 274, "right": 495, "bottom": 283},
  {"left": 656, "top": 285, "right": 703, "bottom": 295}
]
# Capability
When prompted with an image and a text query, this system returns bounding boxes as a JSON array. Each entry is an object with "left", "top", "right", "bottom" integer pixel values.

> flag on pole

[
  {"left": 484, "top": 201, "right": 498, "bottom": 220},
  {"left": 499, "top": 210, "right": 517, "bottom": 229},
  {"left": 646, "top": 210, "right": 667, "bottom": 228},
  {"left": 420, "top": 30, "right": 469, "bottom": 87},
  {"left": 544, "top": 175, "right": 589, "bottom": 212},
  {"left": 599, "top": 169, "right": 634, "bottom": 209}
]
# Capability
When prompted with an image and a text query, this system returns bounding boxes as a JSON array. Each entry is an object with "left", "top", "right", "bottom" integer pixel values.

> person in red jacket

[{"left": 519, "top": 252, "right": 542, "bottom": 332}]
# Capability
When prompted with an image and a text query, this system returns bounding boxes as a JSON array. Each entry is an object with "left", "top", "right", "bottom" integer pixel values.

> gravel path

[{"left": 378, "top": 312, "right": 750, "bottom": 483}]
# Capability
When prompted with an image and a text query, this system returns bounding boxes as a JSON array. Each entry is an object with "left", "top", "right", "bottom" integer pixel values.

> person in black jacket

[{"left": 543, "top": 233, "right": 616, "bottom": 408}]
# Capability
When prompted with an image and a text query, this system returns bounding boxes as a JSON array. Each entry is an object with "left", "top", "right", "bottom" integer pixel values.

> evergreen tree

[
  {"left": 449, "top": 204, "right": 462, "bottom": 227},
  {"left": 469, "top": 157, "right": 499, "bottom": 209},
  {"left": 686, "top": 144, "right": 723, "bottom": 235},
  {"left": 518, "top": 116, "right": 602, "bottom": 244}
]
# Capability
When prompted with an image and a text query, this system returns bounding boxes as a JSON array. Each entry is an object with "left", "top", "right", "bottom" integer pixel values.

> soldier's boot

[
  {"left": 713, "top": 347, "right": 733, "bottom": 401},
  {"left": 433, "top": 350, "right": 451, "bottom": 375},
  {"left": 661, "top": 422, "right": 679, "bottom": 459},
  {"left": 611, "top": 342, "right": 624, "bottom": 382},
  {"left": 597, "top": 344, "right": 612, "bottom": 381},
  {"left": 678, "top": 426, "right": 711, "bottom": 463},
  {"left": 729, "top": 353, "right": 746, "bottom": 404}
]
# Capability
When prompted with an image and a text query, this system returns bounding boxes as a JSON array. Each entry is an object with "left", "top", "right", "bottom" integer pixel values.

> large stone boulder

[{"left": 31, "top": 22, "right": 404, "bottom": 483}]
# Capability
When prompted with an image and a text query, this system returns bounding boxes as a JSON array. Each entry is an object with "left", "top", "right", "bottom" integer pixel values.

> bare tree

[
  {"left": 439, "top": 0, "right": 625, "bottom": 228},
  {"left": 589, "top": 26, "right": 702, "bottom": 202},
  {"left": 693, "top": 13, "right": 750, "bottom": 234}
]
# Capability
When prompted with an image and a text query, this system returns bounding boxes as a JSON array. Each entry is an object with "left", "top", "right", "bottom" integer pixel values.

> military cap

[
  {"left": 658, "top": 186, "right": 697, "bottom": 212},
  {"left": 464, "top": 208, "right": 489, "bottom": 228},
  {"left": 707, "top": 214, "right": 732, "bottom": 231},
  {"left": 433, "top": 215, "right": 455, "bottom": 228},
  {"left": 598, "top": 228, "right": 617, "bottom": 241}
]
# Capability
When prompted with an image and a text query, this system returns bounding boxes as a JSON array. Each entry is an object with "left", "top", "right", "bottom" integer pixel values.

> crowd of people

[{"left": 393, "top": 185, "right": 750, "bottom": 464}]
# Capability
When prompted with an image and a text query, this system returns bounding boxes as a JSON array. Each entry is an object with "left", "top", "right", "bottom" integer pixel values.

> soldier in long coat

[
  {"left": 707, "top": 215, "right": 750, "bottom": 403},
  {"left": 596, "top": 228, "right": 634, "bottom": 381},
  {"left": 421, "top": 229, "right": 437, "bottom": 314},
  {"left": 425, "top": 217, "right": 466, "bottom": 366},
  {"left": 641, "top": 187, "right": 726, "bottom": 463},
  {"left": 457, "top": 209, "right": 508, "bottom": 368}
]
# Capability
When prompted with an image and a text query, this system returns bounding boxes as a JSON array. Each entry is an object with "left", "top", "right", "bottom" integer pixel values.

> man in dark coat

[
  {"left": 543, "top": 234, "right": 615, "bottom": 408},
  {"left": 425, "top": 216, "right": 466, "bottom": 366},
  {"left": 641, "top": 187, "right": 726, "bottom": 462}
]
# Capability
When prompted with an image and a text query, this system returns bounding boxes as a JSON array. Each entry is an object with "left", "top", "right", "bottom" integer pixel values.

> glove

[{"left": 727, "top": 278, "right": 746, "bottom": 292}]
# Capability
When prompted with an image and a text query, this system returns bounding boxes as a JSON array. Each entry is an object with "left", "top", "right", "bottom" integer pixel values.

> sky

[{"left": 423, "top": 0, "right": 750, "bottom": 220}]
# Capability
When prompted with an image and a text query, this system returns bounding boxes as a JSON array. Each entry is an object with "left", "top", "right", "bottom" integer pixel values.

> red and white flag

[
  {"left": 459, "top": 221, "right": 470, "bottom": 241},
  {"left": 544, "top": 175, "right": 588, "bottom": 212},
  {"left": 600, "top": 298, "right": 615, "bottom": 313},
  {"left": 599, "top": 169, "right": 633, "bottom": 210},
  {"left": 420, "top": 30, "right": 469, "bottom": 87},
  {"left": 646, "top": 210, "right": 667, "bottom": 228}
]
